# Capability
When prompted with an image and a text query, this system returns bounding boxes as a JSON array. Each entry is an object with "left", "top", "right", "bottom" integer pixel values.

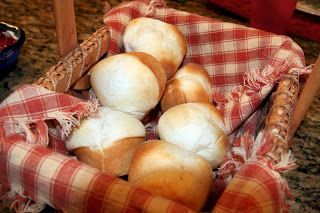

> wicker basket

[
  {"left": 4, "top": 0, "right": 320, "bottom": 212},
  {"left": 36, "top": 0, "right": 312, "bottom": 163}
]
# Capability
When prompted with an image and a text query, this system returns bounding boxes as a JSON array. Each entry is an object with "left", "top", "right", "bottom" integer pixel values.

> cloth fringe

[
  {"left": 13, "top": 100, "right": 98, "bottom": 145},
  {"left": 255, "top": 131, "right": 297, "bottom": 172},
  {"left": 55, "top": 100, "right": 98, "bottom": 138},
  {"left": 274, "top": 151, "right": 298, "bottom": 172},
  {"left": 217, "top": 159, "right": 241, "bottom": 178},
  {"left": 218, "top": 128, "right": 297, "bottom": 180},
  {"left": 1, "top": 99, "right": 98, "bottom": 213},
  {"left": 251, "top": 130, "right": 265, "bottom": 158},
  {"left": 231, "top": 146, "right": 247, "bottom": 161},
  {"left": 218, "top": 132, "right": 254, "bottom": 177},
  {"left": 10, "top": 195, "right": 45, "bottom": 213},
  {"left": 88, "top": 88, "right": 99, "bottom": 104},
  {"left": 146, "top": 0, "right": 166, "bottom": 17},
  {"left": 0, "top": 186, "right": 45, "bottom": 213},
  {"left": 17, "top": 120, "right": 36, "bottom": 144},
  {"left": 213, "top": 64, "right": 277, "bottom": 104},
  {"left": 244, "top": 65, "right": 276, "bottom": 91},
  {"left": 267, "top": 160, "right": 296, "bottom": 212},
  {"left": 215, "top": 62, "right": 311, "bottom": 104},
  {"left": 52, "top": 112, "right": 80, "bottom": 138}
]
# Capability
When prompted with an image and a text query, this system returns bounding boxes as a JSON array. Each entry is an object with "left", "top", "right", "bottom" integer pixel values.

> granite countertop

[{"left": 1, "top": 0, "right": 320, "bottom": 212}]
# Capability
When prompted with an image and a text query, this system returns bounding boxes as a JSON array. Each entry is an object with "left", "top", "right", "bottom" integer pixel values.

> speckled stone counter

[{"left": 1, "top": 0, "right": 319, "bottom": 212}]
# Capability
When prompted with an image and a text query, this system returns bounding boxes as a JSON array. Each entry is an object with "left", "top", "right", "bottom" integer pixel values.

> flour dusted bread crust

[
  {"left": 157, "top": 103, "right": 228, "bottom": 169},
  {"left": 66, "top": 107, "right": 146, "bottom": 176},
  {"left": 161, "top": 63, "right": 213, "bottom": 112},
  {"left": 90, "top": 52, "right": 166, "bottom": 120},
  {"left": 123, "top": 17, "right": 188, "bottom": 79},
  {"left": 128, "top": 140, "right": 212, "bottom": 211}
]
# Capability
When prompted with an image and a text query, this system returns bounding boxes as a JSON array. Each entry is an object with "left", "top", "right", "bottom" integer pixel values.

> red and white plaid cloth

[
  {"left": 0, "top": 0, "right": 309, "bottom": 212},
  {"left": 103, "top": 0, "right": 306, "bottom": 209},
  {"left": 103, "top": 0, "right": 305, "bottom": 135},
  {"left": 213, "top": 158, "right": 294, "bottom": 212},
  {"left": 0, "top": 85, "right": 193, "bottom": 212}
]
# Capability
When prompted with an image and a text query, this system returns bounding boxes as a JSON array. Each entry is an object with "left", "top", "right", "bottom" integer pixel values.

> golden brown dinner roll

[
  {"left": 123, "top": 17, "right": 188, "bottom": 79},
  {"left": 90, "top": 52, "right": 166, "bottom": 120},
  {"left": 128, "top": 140, "right": 213, "bottom": 211},
  {"left": 66, "top": 106, "right": 146, "bottom": 176},
  {"left": 161, "top": 63, "right": 212, "bottom": 112},
  {"left": 73, "top": 74, "right": 91, "bottom": 90},
  {"left": 157, "top": 103, "right": 228, "bottom": 169}
]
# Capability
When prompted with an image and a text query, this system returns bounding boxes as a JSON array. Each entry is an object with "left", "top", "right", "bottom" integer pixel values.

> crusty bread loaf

[
  {"left": 157, "top": 103, "right": 228, "bottom": 169},
  {"left": 128, "top": 140, "right": 213, "bottom": 211},
  {"left": 90, "top": 52, "right": 166, "bottom": 120},
  {"left": 123, "top": 17, "right": 187, "bottom": 79},
  {"left": 66, "top": 107, "right": 146, "bottom": 176},
  {"left": 161, "top": 63, "right": 212, "bottom": 112}
]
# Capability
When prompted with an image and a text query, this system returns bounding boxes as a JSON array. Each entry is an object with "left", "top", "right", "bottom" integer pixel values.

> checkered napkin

[
  {"left": 103, "top": 0, "right": 306, "bottom": 211},
  {"left": 0, "top": 85, "right": 193, "bottom": 212},
  {"left": 0, "top": 0, "right": 308, "bottom": 212},
  {"left": 103, "top": 0, "right": 305, "bottom": 135},
  {"left": 213, "top": 158, "right": 294, "bottom": 212},
  {"left": 103, "top": 0, "right": 305, "bottom": 171}
]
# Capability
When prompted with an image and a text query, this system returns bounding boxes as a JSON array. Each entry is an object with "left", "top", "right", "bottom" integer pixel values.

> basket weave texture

[{"left": 0, "top": 0, "right": 311, "bottom": 212}]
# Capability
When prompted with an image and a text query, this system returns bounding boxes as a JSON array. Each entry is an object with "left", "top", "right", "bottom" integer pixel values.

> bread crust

[
  {"left": 73, "top": 74, "right": 91, "bottom": 90},
  {"left": 67, "top": 107, "right": 146, "bottom": 176},
  {"left": 123, "top": 17, "right": 187, "bottom": 79},
  {"left": 157, "top": 103, "right": 228, "bottom": 169},
  {"left": 74, "top": 137, "right": 145, "bottom": 176},
  {"left": 161, "top": 63, "right": 212, "bottom": 112},
  {"left": 90, "top": 53, "right": 166, "bottom": 119},
  {"left": 128, "top": 140, "right": 212, "bottom": 211},
  {"left": 127, "top": 52, "right": 166, "bottom": 99}
]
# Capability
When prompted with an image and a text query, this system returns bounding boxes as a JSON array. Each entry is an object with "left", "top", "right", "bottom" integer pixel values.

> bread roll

[
  {"left": 128, "top": 140, "right": 212, "bottom": 211},
  {"left": 157, "top": 103, "right": 228, "bottom": 169},
  {"left": 123, "top": 17, "right": 187, "bottom": 79},
  {"left": 66, "top": 106, "right": 146, "bottom": 176},
  {"left": 73, "top": 74, "right": 91, "bottom": 90},
  {"left": 161, "top": 63, "right": 212, "bottom": 112},
  {"left": 90, "top": 52, "right": 166, "bottom": 120}
]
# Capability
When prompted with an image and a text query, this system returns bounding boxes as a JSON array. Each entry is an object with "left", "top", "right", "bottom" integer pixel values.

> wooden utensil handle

[
  {"left": 52, "top": 0, "right": 78, "bottom": 58},
  {"left": 289, "top": 55, "right": 320, "bottom": 138}
]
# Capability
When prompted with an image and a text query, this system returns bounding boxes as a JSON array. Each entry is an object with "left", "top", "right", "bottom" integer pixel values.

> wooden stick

[
  {"left": 289, "top": 55, "right": 320, "bottom": 138},
  {"left": 52, "top": 0, "right": 78, "bottom": 58},
  {"left": 36, "top": 27, "right": 110, "bottom": 93}
]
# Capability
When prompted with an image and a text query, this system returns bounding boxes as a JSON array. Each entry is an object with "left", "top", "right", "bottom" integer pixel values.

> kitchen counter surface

[{"left": 1, "top": 0, "right": 319, "bottom": 212}]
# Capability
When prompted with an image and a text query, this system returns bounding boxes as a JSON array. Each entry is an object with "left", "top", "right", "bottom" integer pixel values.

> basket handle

[
  {"left": 52, "top": 0, "right": 78, "bottom": 58},
  {"left": 289, "top": 55, "right": 320, "bottom": 138}
]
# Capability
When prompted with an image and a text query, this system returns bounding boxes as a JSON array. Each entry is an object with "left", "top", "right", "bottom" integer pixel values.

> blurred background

[{"left": 0, "top": 0, "right": 319, "bottom": 212}]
